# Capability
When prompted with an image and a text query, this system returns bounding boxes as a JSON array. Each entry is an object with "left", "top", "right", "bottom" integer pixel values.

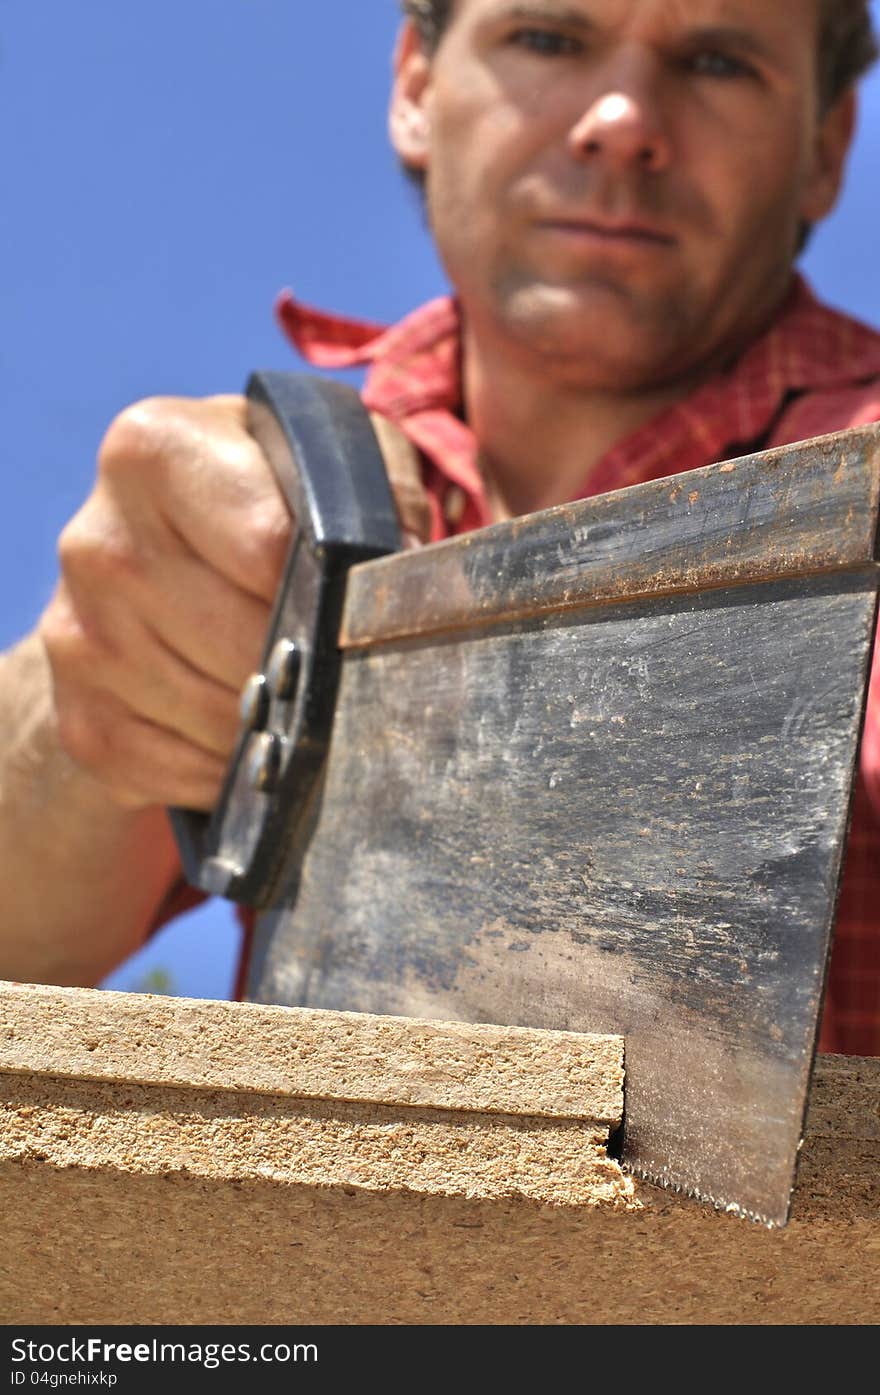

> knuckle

[
  {"left": 57, "top": 703, "right": 144, "bottom": 809},
  {"left": 37, "top": 591, "right": 73, "bottom": 654},
  {"left": 203, "top": 392, "right": 248, "bottom": 421},
  {"left": 56, "top": 514, "right": 91, "bottom": 570},
  {"left": 57, "top": 506, "right": 143, "bottom": 590},
  {"left": 240, "top": 499, "right": 292, "bottom": 593},
  {"left": 40, "top": 621, "right": 78, "bottom": 679},
  {"left": 98, "top": 397, "right": 177, "bottom": 476},
  {"left": 41, "top": 594, "right": 121, "bottom": 694},
  {"left": 248, "top": 498, "right": 292, "bottom": 557},
  {"left": 40, "top": 591, "right": 94, "bottom": 666},
  {"left": 55, "top": 701, "right": 112, "bottom": 776}
]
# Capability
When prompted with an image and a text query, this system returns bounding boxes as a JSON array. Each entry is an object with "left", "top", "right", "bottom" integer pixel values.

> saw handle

[{"left": 169, "top": 372, "right": 401, "bottom": 907}]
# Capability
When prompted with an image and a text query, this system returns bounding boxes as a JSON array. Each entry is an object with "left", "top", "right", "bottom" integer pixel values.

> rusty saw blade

[{"left": 171, "top": 373, "right": 880, "bottom": 1227}]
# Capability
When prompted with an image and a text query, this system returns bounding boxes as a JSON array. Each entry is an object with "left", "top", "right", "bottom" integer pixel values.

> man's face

[{"left": 391, "top": 0, "right": 854, "bottom": 391}]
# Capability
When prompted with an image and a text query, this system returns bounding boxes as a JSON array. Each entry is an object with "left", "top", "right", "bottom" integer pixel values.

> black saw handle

[{"left": 169, "top": 372, "right": 402, "bottom": 907}]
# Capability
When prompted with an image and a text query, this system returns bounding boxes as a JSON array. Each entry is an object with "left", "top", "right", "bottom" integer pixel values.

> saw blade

[{"left": 242, "top": 426, "right": 880, "bottom": 1226}]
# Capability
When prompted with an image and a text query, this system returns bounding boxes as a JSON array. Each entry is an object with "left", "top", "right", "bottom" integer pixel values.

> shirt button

[{"left": 444, "top": 485, "right": 467, "bottom": 526}]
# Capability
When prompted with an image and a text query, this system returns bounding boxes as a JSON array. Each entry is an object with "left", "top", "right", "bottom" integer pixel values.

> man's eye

[
  {"left": 687, "top": 49, "right": 756, "bottom": 79},
  {"left": 508, "top": 28, "right": 582, "bottom": 57}
]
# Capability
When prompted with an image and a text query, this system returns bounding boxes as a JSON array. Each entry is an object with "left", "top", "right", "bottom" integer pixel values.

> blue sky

[{"left": 2, "top": 1, "right": 878, "bottom": 999}]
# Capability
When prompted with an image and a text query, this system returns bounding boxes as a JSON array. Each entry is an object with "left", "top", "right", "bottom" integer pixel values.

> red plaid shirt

[{"left": 274, "top": 273, "right": 880, "bottom": 1056}]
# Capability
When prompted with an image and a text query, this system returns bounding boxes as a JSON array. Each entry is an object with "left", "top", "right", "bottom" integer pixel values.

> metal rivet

[
  {"left": 267, "top": 638, "right": 301, "bottom": 701},
  {"left": 246, "top": 732, "right": 283, "bottom": 794},
  {"left": 240, "top": 673, "right": 269, "bottom": 732}
]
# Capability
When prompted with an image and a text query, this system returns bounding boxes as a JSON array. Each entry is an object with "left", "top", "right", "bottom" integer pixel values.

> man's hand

[
  {"left": 38, "top": 394, "right": 432, "bottom": 816},
  {"left": 39, "top": 396, "right": 287, "bottom": 812}
]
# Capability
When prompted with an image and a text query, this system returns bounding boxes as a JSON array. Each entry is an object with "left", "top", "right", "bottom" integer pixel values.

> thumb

[{"left": 370, "top": 413, "right": 433, "bottom": 547}]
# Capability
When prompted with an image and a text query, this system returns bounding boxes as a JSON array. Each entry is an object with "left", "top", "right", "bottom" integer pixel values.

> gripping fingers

[
  {"left": 120, "top": 551, "right": 274, "bottom": 693},
  {"left": 103, "top": 395, "right": 294, "bottom": 605},
  {"left": 49, "top": 672, "right": 229, "bottom": 812},
  {"left": 41, "top": 586, "right": 234, "bottom": 810},
  {"left": 44, "top": 581, "right": 242, "bottom": 759}
]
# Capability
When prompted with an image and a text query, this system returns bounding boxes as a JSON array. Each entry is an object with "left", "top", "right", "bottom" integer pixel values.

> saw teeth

[{"left": 626, "top": 1164, "right": 781, "bottom": 1230}]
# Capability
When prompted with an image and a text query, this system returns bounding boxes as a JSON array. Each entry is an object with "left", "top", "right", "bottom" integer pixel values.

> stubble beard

[
  {"left": 481, "top": 267, "right": 707, "bottom": 394},
  {"left": 429, "top": 155, "right": 803, "bottom": 396}
]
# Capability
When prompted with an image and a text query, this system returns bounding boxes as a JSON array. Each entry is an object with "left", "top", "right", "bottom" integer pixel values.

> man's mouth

[{"left": 535, "top": 217, "right": 676, "bottom": 247}]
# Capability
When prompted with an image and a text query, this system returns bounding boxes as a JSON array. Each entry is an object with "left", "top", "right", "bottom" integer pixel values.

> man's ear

[
  {"left": 800, "top": 89, "right": 858, "bottom": 224},
  {"left": 389, "top": 21, "right": 433, "bottom": 171}
]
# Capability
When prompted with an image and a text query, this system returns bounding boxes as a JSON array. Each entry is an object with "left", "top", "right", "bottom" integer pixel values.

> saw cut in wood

[{"left": 171, "top": 374, "right": 880, "bottom": 1227}]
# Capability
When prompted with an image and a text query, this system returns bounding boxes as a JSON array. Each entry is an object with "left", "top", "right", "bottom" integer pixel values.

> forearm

[
  {"left": 0, "top": 632, "right": 182, "bottom": 986},
  {"left": 0, "top": 391, "right": 321, "bottom": 986}
]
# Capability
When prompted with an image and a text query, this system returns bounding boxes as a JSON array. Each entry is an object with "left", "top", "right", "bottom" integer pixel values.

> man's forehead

[{"left": 452, "top": 0, "right": 818, "bottom": 34}]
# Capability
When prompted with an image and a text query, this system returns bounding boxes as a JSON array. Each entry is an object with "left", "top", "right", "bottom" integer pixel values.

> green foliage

[{"left": 127, "top": 967, "right": 176, "bottom": 996}]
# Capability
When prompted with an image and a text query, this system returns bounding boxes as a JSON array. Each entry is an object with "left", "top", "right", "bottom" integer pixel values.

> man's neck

[{"left": 462, "top": 331, "right": 703, "bottom": 522}]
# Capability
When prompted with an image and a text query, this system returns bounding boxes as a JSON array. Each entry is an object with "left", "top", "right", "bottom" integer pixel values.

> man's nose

[{"left": 568, "top": 64, "right": 672, "bottom": 173}]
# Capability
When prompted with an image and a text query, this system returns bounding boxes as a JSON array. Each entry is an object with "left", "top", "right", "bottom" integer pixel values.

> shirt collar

[
  {"left": 275, "top": 290, "right": 463, "bottom": 417},
  {"left": 275, "top": 274, "right": 880, "bottom": 495}
]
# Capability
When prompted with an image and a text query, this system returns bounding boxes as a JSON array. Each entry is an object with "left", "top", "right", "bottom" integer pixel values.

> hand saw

[{"left": 171, "top": 372, "right": 880, "bottom": 1227}]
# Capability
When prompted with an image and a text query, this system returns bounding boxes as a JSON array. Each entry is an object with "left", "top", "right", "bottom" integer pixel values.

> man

[{"left": 0, "top": 0, "right": 878, "bottom": 1051}]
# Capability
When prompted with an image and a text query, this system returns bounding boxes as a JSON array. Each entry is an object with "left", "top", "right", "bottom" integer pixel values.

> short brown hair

[
  {"left": 401, "top": 1, "right": 878, "bottom": 108},
  {"left": 401, "top": 0, "right": 451, "bottom": 54},
  {"left": 819, "top": 0, "right": 879, "bottom": 107}
]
